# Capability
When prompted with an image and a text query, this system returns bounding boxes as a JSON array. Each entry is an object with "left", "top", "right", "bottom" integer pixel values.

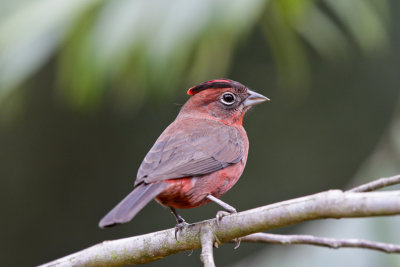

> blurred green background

[{"left": 1, "top": 0, "right": 400, "bottom": 266}]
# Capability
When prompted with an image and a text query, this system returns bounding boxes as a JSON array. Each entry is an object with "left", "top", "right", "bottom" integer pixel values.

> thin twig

[
  {"left": 200, "top": 226, "right": 216, "bottom": 267},
  {"left": 238, "top": 233, "right": 400, "bottom": 253},
  {"left": 348, "top": 175, "right": 400, "bottom": 192}
]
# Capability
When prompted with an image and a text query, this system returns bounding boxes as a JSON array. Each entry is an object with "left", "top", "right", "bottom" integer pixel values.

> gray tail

[{"left": 99, "top": 183, "right": 167, "bottom": 228}]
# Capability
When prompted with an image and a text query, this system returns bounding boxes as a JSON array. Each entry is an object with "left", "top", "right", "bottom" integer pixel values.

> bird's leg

[
  {"left": 206, "top": 194, "right": 237, "bottom": 221},
  {"left": 206, "top": 195, "right": 241, "bottom": 248},
  {"left": 170, "top": 207, "right": 189, "bottom": 240}
]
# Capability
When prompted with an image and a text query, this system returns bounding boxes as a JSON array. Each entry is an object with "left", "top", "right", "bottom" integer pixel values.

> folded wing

[{"left": 136, "top": 119, "right": 244, "bottom": 185}]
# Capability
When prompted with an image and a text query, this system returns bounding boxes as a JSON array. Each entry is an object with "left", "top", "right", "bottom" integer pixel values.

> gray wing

[{"left": 135, "top": 119, "right": 244, "bottom": 185}]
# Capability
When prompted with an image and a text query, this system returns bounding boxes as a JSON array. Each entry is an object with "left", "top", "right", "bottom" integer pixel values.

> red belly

[{"left": 155, "top": 160, "right": 245, "bottom": 209}]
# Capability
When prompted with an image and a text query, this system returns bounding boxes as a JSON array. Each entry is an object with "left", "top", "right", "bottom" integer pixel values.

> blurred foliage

[{"left": 0, "top": 0, "right": 390, "bottom": 109}]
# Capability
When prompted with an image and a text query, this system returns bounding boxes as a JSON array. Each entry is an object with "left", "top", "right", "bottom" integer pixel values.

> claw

[
  {"left": 216, "top": 209, "right": 237, "bottom": 226},
  {"left": 216, "top": 211, "right": 230, "bottom": 225},
  {"left": 187, "top": 249, "right": 194, "bottom": 256},
  {"left": 170, "top": 207, "right": 190, "bottom": 240},
  {"left": 233, "top": 238, "right": 241, "bottom": 249},
  {"left": 213, "top": 241, "right": 219, "bottom": 248},
  {"left": 213, "top": 235, "right": 221, "bottom": 248},
  {"left": 174, "top": 221, "right": 189, "bottom": 240}
]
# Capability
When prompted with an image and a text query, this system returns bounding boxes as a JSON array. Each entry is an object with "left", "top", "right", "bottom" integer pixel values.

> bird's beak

[{"left": 243, "top": 90, "right": 270, "bottom": 107}]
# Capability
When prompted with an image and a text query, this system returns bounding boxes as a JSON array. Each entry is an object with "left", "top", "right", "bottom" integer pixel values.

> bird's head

[{"left": 179, "top": 79, "right": 269, "bottom": 125}]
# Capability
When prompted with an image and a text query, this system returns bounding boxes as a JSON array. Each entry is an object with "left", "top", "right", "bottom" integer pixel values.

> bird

[{"left": 99, "top": 79, "right": 269, "bottom": 233}]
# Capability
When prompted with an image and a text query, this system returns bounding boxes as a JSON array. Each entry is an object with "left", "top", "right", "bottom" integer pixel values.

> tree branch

[
  {"left": 200, "top": 226, "right": 216, "bottom": 267},
  {"left": 348, "top": 174, "right": 400, "bottom": 192},
  {"left": 238, "top": 233, "right": 400, "bottom": 253},
  {"left": 40, "top": 189, "right": 400, "bottom": 267}
]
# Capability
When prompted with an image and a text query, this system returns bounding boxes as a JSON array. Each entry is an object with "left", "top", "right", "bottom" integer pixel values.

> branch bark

[
  {"left": 200, "top": 226, "right": 216, "bottom": 267},
  {"left": 40, "top": 189, "right": 400, "bottom": 267}
]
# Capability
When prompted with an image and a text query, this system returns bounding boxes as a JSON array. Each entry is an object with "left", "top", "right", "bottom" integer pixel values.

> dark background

[{"left": 1, "top": 0, "right": 399, "bottom": 266}]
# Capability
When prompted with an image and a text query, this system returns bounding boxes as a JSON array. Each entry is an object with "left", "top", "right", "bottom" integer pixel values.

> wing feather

[{"left": 135, "top": 118, "right": 244, "bottom": 185}]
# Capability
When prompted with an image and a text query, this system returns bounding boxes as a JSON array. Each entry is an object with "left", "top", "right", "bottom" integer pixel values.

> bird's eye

[{"left": 220, "top": 93, "right": 236, "bottom": 105}]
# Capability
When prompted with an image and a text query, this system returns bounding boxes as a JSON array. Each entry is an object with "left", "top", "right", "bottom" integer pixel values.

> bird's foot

[
  {"left": 174, "top": 220, "right": 189, "bottom": 240},
  {"left": 215, "top": 207, "right": 237, "bottom": 226},
  {"left": 170, "top": 207, "right": 190, "bottom": 240},
  {"left": 207, "top": 195, "right": 237, "bottom": 226},
  {"left": 216, "top": 210, "right": 231, "bottom": 222},
  {"left": 216, "top": 209, "right": 241, "bottom": 249}
]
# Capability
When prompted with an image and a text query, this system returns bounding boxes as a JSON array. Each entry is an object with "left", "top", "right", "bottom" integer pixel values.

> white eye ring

[{"left": 220, "top": 93, "right": 236, "bottom": 105}]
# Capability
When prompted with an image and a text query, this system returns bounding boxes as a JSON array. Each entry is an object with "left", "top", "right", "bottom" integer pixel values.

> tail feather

[{"left": 99, "top": 183, "right": 167, "bottom": 228}]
